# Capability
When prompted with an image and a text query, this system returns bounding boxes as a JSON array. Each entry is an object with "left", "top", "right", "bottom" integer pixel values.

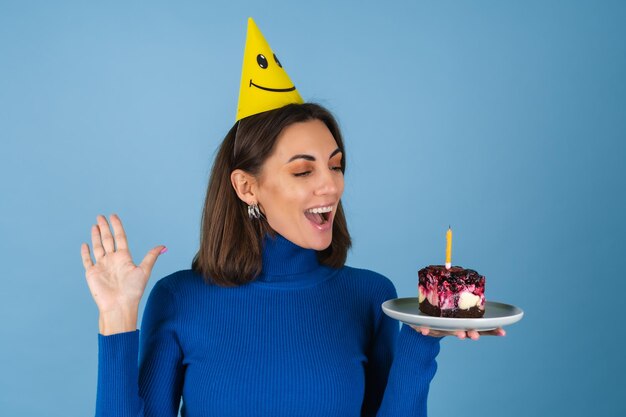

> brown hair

[{"left": 191, "top": 103, "right": 351, "bottom": 286}]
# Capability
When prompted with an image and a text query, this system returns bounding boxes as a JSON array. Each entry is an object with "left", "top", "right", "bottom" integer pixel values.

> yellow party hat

[{"left": 236, "top": 18, "right": 303, "bottom": 121}]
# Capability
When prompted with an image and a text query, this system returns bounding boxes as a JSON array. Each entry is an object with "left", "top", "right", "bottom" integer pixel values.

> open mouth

[
  {"left": 249, "top": 79, "right": 296, "bottom": 92},
  {"left": 304, "top": 205, "right": 333, "bottom": 226}
]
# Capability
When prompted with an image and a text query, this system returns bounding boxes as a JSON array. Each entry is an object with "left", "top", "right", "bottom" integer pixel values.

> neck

[{"left": 255, "top": 233, "right": 332, "bottom": 288}]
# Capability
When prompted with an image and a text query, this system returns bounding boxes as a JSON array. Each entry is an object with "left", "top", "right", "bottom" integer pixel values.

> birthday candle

[{"left": 445, "top": 226, "right": 452, "bottom": 269}]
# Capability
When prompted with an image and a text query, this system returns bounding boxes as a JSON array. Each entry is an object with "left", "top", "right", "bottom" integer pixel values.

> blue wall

[{"left": 1, "top": 1, "right": 624, "bottom": 416}]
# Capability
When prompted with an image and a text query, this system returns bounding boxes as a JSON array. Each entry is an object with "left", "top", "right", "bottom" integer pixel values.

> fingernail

[{"left": 160, "top": 247, "right": 168, "bottom": 254}]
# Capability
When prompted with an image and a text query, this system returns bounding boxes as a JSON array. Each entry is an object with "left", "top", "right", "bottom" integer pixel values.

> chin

[
  {"left": 308, "top": 239, "right": 332, "bottom": 251},
  {"left": 303, "top": 233, "right": 333, "bottom": 251}
]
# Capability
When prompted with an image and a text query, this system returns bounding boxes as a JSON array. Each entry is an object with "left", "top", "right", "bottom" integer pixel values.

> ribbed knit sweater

[{"left": 96, "top": 234, "right": 441, "bottom": 417}]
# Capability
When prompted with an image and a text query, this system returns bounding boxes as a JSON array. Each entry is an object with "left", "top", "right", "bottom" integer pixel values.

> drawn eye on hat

[
  {"left": 273, "top": 53, "right": 282, "bottom": 68},
  {"left": 257, "top": 54, "right": 268, "bottom": 69}
]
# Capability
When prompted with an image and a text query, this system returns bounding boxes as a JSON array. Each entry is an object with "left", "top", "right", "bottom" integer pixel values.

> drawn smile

[{"left": 249, "top": 79, "right": 296, "bottom": 92}]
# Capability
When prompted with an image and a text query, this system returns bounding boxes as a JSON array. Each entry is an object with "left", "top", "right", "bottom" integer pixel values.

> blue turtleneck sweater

[{"left": 96, "top": 235, "right": 441, "bottom": 417}]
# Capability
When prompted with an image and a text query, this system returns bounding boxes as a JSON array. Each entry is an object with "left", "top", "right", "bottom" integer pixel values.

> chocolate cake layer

[{"left": 418, "top": 298, "right": 441, "bottom": 317}]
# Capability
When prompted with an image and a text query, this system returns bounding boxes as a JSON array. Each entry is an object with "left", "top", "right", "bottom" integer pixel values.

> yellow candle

[{"left": 445, "top": 226, "right": 452, "bottom": 269}]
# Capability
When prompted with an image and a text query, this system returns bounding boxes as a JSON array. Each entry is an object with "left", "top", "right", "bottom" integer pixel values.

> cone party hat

[{"left": 236, "top": 18, "right": 303, "bottom": 121}]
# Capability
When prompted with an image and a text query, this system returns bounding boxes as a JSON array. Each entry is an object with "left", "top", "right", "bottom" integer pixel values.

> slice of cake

[{"left": 418, "top": 265, "right": 485, "bottom": 318}]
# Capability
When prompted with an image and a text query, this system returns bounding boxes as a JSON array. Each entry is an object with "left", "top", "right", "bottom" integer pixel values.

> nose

[{"left": 313, "top": 168, "right": 343, "bottom": 197}]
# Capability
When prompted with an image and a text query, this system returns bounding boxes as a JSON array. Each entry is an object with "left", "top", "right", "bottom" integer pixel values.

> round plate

[{"left": 381, "top": 297, "right": 524, "bottom": 331}]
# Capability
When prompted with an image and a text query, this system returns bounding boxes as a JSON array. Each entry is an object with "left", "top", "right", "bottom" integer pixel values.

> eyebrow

[{"left": 287, "top": 148, "right": 342, "bottom": 163}]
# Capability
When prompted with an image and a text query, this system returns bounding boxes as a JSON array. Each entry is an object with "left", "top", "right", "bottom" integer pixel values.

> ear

[{"left": 230, "top": 169, "right": 258, "bottom": 205}]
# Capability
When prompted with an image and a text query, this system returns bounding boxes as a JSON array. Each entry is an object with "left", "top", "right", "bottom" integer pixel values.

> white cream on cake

[
  {"left": 458, "top": 291, "right": 482, "bottom": 310},
  {"left": 426, "top": 289, "right": 438, "bottom": 307}
]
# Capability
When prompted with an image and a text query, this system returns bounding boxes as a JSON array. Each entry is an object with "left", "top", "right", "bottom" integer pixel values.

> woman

[{"left": 81, "top": 103, "right": 504, "bottom": 417}]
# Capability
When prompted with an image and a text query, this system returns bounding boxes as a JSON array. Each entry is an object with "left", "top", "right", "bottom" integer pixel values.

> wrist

[{"left": 99, "top": 306, "right": 139, "bottom": 335}]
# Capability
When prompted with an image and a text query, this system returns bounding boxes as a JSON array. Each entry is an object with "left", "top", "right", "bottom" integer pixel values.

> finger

[
  {"left": 97, "top": 215, "right": 115, "bottom": 253},
  {"left": 91, "top": 224, "right": 105, "bottom": 259},
  {"left": 409, "top": 325, "right": 429, "bottom": 335},
  {"left": 479, "top": 327, "right": 507, "bottom": 337},
  {"left": 455, "top": 330, "right": 466, "bottom": 339},
  {"left": 138, "top": 245, "right": 167, "bottom": 278},
  {"left": 427, "top": 330, "right": 449, "bottom": 337},
  {"left": 468, "top": 330, "right": 480, "bottom": 340},
  {"left": 411, "top": 326, "right": 448, "bottom": 338},
  {"left": 110, "top": 214, "right": 129, "bottom": 251},
  {"left": 410, "top": 326, "right": 438, "bottom": 337},
  {"left": 80, "top": 243, "right": 94, "bottom": 270}
]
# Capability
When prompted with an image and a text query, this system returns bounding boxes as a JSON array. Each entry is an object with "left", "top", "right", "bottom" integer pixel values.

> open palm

[{"left": 80, "top": 214, "right": 165, "bottom": 314}]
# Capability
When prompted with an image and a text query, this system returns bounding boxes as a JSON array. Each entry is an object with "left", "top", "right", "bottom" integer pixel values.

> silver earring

[{"left": 248, "top": 203, "right": 261, "bottom": 219}]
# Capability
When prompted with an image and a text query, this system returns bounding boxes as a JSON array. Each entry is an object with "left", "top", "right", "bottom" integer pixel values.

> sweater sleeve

[
  {"left": 361, "top": 279, "right": 441, "bottom": 417},
  {"left": 95, "top": 279, "right": 184, "bottom": 417}
]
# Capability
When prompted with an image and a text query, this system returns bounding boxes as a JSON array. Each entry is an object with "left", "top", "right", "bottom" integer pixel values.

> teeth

[{"left": 306, "top": 206, "right": 333, "bottom": 214}]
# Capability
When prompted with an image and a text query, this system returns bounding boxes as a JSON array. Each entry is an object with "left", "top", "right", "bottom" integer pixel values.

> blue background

[{"left": 1, "top": 1, "right": 625, "bottom": 416}]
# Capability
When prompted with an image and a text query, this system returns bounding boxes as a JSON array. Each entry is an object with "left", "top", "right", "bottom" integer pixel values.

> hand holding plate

[{"left": 410, "top": 325, "right": 506, "bottom": 340}]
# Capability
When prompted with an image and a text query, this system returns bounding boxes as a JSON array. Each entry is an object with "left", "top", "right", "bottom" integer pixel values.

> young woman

[{"left": 81, "top": 102, "right": 504, "bottom": 417}]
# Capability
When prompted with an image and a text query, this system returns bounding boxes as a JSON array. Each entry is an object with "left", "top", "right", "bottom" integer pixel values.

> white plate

[{"left": 381, "top": 298, "right": 524, "bottom": 331}]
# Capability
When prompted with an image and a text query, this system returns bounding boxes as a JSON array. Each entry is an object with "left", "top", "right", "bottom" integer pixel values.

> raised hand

[
  {"left": 410, "top": 325, "right": 506, "bottom": 340},
  {"left": 80, "top": 214, "right": 166, "bottom": 335}
]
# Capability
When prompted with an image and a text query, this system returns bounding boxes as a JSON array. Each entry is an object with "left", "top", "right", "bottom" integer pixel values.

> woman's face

[{"left": 255, "top": 119, "right": 344, "bottom": 250}]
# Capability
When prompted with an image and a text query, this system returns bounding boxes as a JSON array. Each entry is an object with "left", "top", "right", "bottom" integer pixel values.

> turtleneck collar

[{"left": 254, "top": 233, "right": 335, "bottom": 288}]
